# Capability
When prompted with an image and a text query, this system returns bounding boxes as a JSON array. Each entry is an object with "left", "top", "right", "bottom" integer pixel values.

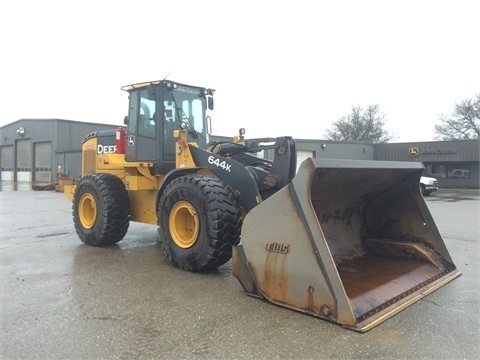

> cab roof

[{"left": 120, "top": 80, "right": 164, "bottom": 92}]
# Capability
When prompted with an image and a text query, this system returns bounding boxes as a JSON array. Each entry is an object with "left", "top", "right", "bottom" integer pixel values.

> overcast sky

[{"left": 1, "top": 0, "right": 479, "bottom": 143}]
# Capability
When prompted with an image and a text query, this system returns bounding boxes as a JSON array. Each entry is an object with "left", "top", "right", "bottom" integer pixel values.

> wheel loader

[{"left": 64, "top": 79, "right": 460, "bottom": 332}]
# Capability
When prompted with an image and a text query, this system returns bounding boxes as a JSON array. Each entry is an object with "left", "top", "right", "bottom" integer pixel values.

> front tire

[
  {"left": 73, "top": 173, "right": 130, "bottom": 246},
  {"left": 420, "top": 184, "right": 432, "bottom": 196},
  {"left": 157, "top": 174, "right": 242, "bottom": 272}
]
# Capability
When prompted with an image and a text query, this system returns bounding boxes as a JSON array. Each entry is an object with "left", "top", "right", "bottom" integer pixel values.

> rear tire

[
  {"left": 157, "top": 174, "right": 242, "bottom": 272},
  {"left": 73, "top": 173, "right": 130, "bottom": 246}
]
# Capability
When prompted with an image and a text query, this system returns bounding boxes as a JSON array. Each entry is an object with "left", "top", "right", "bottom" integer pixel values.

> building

[
  {"left": 211, "top": 137, "right": 479, "bottom": 187},
  {"left": 1, "top": 119, "right": 478, "bottom": 188},
  {"left": 290, "top": 139, "right": 478, "bottom": 187},
  {"left": 0, "top": 119, "right": 119, "bottom": 183},
  {"left": 374, "top": 140, "right": 479, "bottom": 187}
]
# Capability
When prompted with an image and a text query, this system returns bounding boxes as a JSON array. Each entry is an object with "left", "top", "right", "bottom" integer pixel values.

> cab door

[{"left": 125, "top": 89, "right": 157, "bottom": 162}]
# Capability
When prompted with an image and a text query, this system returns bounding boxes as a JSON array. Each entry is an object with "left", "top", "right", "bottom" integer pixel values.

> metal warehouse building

[
  {"left": 293, "top": 139, "right": 478, "bottom": 187},
  {"left": 1, "top": 119, "right": 479, "bottom": 188},
  {"left": 0, "top": 119, "right": 118, "bottom": 183},
  {"left": 375, "top": 140, "right": 479, "bottom": 187}
]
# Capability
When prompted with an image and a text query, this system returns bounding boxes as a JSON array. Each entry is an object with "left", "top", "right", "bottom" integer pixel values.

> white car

[{"left": 420, "top": 176, "right": 439, "bottom": 196}]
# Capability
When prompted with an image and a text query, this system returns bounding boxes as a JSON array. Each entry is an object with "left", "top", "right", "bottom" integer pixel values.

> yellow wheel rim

[
  {"left": 79, "top": 193, "right": 97, "bottom": 229},
  {"left": 169, "top": 201, "right": 200, "bottom": 249}
]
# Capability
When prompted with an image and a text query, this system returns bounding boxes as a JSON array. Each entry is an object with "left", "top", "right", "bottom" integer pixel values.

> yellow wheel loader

[{"left": 65, "top": 79, "right": 460, "bottom": 332}]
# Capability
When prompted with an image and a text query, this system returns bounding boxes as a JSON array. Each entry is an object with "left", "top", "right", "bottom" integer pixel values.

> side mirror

[
  {"left": 208, "top": 96, "right": 214, "bottom": 110},
  {"left": 124, "top": 116, "right": 128, "bottom": 125}
]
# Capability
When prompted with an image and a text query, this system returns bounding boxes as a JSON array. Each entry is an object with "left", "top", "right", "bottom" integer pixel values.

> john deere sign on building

[{"left": 374, "top": 140, "right": 479, "bottom": 187}]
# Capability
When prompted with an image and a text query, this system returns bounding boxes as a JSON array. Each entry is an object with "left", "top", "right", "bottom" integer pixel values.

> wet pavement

[{"left": 1, "top": 187, "right": 479, "bottom": 359}]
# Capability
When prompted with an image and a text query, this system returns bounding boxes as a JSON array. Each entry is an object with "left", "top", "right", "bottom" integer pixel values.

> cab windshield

[{"left": 164, "top": 84, "right": 207, "bottom": 140}]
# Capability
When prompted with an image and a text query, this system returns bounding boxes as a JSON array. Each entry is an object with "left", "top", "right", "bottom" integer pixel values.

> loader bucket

[{"left": 232, "top": 158, "right": 460, "bottom": 332}]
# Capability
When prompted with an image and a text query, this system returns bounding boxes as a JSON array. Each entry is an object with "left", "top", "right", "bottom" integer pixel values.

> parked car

[
  {"left": 450, "top": 169, "right": 470, "bottom": 178},
  {"left": 420, "top": 176, "right": 439, "bottom": 196}
]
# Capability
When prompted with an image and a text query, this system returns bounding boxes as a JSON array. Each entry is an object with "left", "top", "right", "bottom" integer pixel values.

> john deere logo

[{"left": 409, "top": 147, "right": 419, "bottom": 157}]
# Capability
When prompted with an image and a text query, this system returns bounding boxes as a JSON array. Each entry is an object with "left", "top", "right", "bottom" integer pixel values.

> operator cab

[{"left": 121, "top": 80, "right": 214, "bottom": 173}]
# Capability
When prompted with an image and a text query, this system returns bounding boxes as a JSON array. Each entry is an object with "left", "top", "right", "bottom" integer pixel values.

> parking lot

[{"left": 1, "top": 187, "right": 479, "bottom": 359}]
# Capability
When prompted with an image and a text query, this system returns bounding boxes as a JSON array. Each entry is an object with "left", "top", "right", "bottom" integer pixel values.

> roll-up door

[
  {"left": 296, "top": 150, "right": 314, "bottom": 172},
  {"left": 1, "top": 146, "right": 14, "bottom": 181},
  {"left": 34, "top": 142, "right": 52, "bottom": 182},
  {"left": 16, "top": 139, "right": 32, "bottom": 181}
]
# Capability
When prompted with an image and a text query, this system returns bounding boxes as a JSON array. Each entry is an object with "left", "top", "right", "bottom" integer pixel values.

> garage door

[
  {"left": 35, "top": 142, "right": 52, "bottom": 182},
  {"left": 1, "top": 145, "right": 14, "bottom": 181},
  {"left": 16, "top": 139, "right": 32, "bottom": 181},
  {"left": 296, "top": 150, "right": 314, "bottom": 172}
]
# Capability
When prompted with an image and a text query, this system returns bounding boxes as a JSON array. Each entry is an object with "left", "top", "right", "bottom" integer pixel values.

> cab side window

[{"left": 138, "top": 90, "right": 156, "bottom": 138}]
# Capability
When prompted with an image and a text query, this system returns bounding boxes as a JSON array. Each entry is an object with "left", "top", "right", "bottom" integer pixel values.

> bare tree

[
  {"left": 434, "top": 94, "right": 479, "bottom": 140},
  {"left": 324, "top": 105, "right": 394, "bottom": 143}
]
